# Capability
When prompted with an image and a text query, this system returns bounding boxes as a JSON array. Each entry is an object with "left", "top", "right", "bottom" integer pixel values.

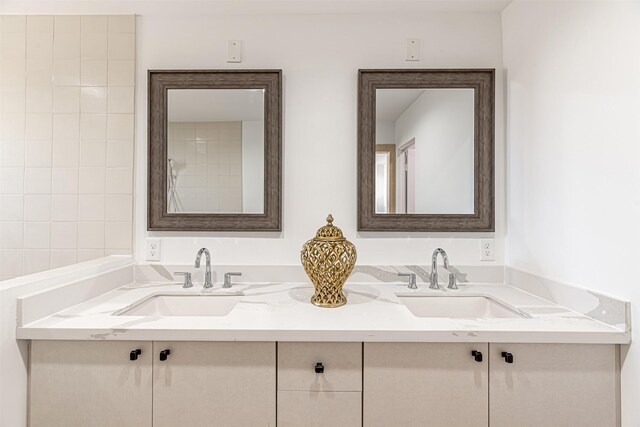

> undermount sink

[
  {"left": 398, "top": 295, "right": 528, "bottom": 319},
  {"left": 116, "top": 294, "right": 241, "bottom": 317}
]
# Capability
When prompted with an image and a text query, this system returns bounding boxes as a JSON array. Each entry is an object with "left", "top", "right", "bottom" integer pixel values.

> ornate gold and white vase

[{"left": 300, "top": 214, "right": 357, "bottom": 308}]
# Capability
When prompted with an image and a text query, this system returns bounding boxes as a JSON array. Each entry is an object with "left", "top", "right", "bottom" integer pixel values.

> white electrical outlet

[
  {"left": 146, "top": 239, "right": 161, "bottom": 261},
  {"left": 480, "top": 239, "right": 494, "bottom": 261}
]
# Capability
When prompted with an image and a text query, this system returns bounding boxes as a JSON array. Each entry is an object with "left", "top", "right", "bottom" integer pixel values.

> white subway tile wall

[
  {"left": 0, "top": 15, "right": 135, "bottom": 280},
  {"left": 167, "top": 121, "right": 243, "bottom": 213}
]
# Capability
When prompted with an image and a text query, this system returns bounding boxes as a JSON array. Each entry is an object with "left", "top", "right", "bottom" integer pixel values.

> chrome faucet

[
  {"left": 195, "top": 248, "right": 213, "bottom": 289},
  {"left": 430, "top": 248, "right": 458, "bottom": 290}
]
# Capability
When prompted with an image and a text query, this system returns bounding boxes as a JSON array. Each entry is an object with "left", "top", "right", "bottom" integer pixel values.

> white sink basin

[
  {"left": 116, "top": 294, "right": 241, "bottom": 317},
  {"left": 398, "top": 295, "right": 527, "bottom": 319}
]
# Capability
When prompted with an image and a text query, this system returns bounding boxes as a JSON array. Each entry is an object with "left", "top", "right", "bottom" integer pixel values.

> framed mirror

[
  {"left": 148, "top": 70, "right": 282, "bottom": 231},
  {"left": 358, "top": 69, "right": 495, "bottom": 232}
]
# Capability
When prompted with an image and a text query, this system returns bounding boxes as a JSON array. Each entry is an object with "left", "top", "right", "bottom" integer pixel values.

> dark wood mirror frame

[
  {"left": 148, "top": 70, "right": 282, "bottom": 231},
  {"left": 357, "top": 69, "right": 495, "bottom": 232}
]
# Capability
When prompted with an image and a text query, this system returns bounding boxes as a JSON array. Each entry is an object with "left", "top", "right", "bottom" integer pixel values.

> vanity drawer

[
  {"left": 277, "top": 342, "right": 362, "bottom": 391},
  {"left": 277, "top": 391, "right": 361, "bottom": 427}
]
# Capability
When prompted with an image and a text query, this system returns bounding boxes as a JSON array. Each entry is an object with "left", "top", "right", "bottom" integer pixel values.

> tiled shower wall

[
  {"left": 0, "top": 15, "right": 135, "bottom": 281},
  {"left": 167, "top": 121, "right": 243, "bottom": 213}
]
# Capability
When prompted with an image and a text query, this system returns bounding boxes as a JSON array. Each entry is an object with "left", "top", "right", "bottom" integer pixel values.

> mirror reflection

[
  {"left": 167, "top": 89, "right": 265, "bottom": 214},
  {"left": 375, "top": 88, "right": 474, "bottom": 214}
]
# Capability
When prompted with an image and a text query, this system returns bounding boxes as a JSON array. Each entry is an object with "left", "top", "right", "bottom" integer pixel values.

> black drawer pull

[
  {"left": 159, "top": 349, "right": 171, "bottom": 361},
  {"left": 314, "top": 362, "right": 324, "bottom": 373},
  {"left": 501, "top": 352, "right": 514, "bottom": 364},
  {"left": 471, "top": 350, "right": 483, "bottom": 362},
  {"left": 130, "top": 349, "right": 141, "bottom": 361}
]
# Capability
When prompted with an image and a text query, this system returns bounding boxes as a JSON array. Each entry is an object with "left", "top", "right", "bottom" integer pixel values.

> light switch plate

[
  {"left": 227, "top": 40, "right": 242, "bottom": 63},
  {"left": 146, "top": 239, "right": 161, "bottom": 261},
  {"left": 406, "top": 38, "right": 420, "bottom": 61}
]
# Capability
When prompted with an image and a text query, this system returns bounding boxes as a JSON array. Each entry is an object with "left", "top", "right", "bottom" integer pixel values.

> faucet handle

[
  {"left": 174, "top": 272, "right": 193, "bottom": 288},
  {"left": 446, "top": 269, "right": 458, "bottom": 290},
  {"left": 223, "top": 272, "right": 242, "bottom": 289},
  {"left": 397, "top": 273, "right": 418, "bottom": 289}
]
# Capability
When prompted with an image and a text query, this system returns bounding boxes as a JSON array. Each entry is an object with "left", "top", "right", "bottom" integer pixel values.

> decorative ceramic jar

[{"left": 300, "top": 214, "right": 357, "bottom": 308}]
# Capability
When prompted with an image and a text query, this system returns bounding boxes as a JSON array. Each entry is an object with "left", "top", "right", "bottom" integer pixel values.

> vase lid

[{"left": 314, "top": 214, "right": 345, "bottom": 241}]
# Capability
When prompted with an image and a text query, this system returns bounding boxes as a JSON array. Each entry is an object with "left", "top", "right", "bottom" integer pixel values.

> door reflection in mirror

[
  {"left": 166, "top": 88, "right": 265, "bottom": 214},
  {"left": 397, "top": 139, "right": 416, "bottom": 214},
  {"left": 374, "top": 144, "right": 396, "bottom": 214},
  {"left": 375, "top": 88, "right": 474, "bottom": 214}
]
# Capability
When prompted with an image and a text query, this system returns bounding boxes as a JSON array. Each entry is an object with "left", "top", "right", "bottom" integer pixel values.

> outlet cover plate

[
  {"left": 480, "top": 239, "right": 494, "bottom": 261},
  {"left": 146, "top": 239, "right": 161, "bottom": 261}
]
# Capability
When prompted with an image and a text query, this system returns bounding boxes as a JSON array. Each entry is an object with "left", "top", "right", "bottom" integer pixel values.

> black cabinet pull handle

[
  {"left": 501, "top": 352, "right": 514, "bottom": 364},
  {"left": 159, "top": 349, "right": 171, "bottom": 361},
  {"left": 314, "top": 363, "right": 324, "bottom": 374},
  {"left": 471, "top": 350, "right": 483, "bottom": 362},
  {"left": 130, "top": 349, "right": 142, "bottom": 361}
]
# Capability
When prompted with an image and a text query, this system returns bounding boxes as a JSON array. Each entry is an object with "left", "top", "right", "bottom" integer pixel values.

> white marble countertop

[{"left": 17, "top": 280, "right": 629, "bottom": 344}]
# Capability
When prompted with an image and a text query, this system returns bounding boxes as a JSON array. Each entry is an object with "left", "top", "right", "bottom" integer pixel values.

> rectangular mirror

[
  {"left": 375, "top": 88, "right": 474, "bottom": 215},
  {"left": 358, "top": 69, "right": 494, "bottom": 231},
  {"left": 167, "top": 89, "right": 265, "bottom": 214},
  {"left": 148, "top": 70, "right": 281, "bottom": 231}
]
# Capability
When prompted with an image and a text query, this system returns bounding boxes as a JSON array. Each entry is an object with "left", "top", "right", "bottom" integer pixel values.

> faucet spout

[
  {"left": 430, "top": 248, "right": 449, "bottom": 290},
  {"left": 430, "top": 248, "right": 457, "bottom": 290},
  {"left": 195, "top": 248, "right": 213, "bottom": 288}
]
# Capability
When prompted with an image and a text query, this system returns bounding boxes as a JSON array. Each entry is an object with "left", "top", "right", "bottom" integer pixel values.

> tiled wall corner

[{"left": 0, "top": 15, "right": 135, "bottom": 281}]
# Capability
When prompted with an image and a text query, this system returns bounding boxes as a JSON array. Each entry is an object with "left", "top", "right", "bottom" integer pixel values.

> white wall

[
  {"left": 502, "top": 1, "right": 640, "bottom": 424},
  {"left": 2, "top": 6, "right": 504, "bottom": 267},
  {"left": 395, "top": 89, "right": 474, "bottom": 214},
  {"left": 242, "top": 120, "right": 264, "bottom": 213},
  {"left": 375, "top": 120, "right": 395, "bottom": 146},
  {"left": 134, "top": 10, "right": 505, "bottom": 265}
]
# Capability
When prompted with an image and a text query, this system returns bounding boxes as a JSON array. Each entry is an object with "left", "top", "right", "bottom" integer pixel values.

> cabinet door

[
  {"left": 364, "top": 343, "right": 488, "bottom": 427},
  {"left": 30, "top": 340, "right": 152, "bottom": 427},
  {"left": 278, "top": 342, "right": 362, "bottom": 392},
  {"left": 490, "top": 343, "right": 617, "bottom": 427},
  {"left": 153, "top": 341, "right": 276, "bottom": 427},
  {"left": 278, "top": 391, "right": 361, "bottom": 427}
]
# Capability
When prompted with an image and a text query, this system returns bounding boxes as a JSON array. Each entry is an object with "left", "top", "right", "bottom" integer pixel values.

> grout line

[
  {"left": 75, "top": 16, "right": 84, "bottom": 264},
  {"left": 74, "top": 17, "right": 83, "bottom": 265},
  {"left": 48, "top": 15, "right": 55, "bottom": 270},
  {"left": 130, "top": 17, "right": 137, "bottom": 260},
  {"left": 20, "top": 19, "right": 28, "bottom": 277},
  {"left": 104, "top": 15, "right": 109, "bottom": 258}
]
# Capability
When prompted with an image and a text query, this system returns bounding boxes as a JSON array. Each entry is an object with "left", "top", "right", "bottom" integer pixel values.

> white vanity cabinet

[
  {"left": 363, "top": 343, "right": 489, "bottom": 427},
  {"left": 29, "top": 341, "right": 275, "bottom": 427},
  {"left": 489, "top": 343, "right": 618, "bottom": 427},
  {"left": 30, "top": 340, "right": 153, "bottom": 427},
  {"left": 277, "top": 342, "right": 362, "bottom": 427},
  {"left": 29, "top": 341, "right": 619, "bottom": 427},
  {"left": 363, "top": 342, "right": 618, "bottom": 427},
  {"left": 152, "top": 341, "right": 276, "bottom": 427}
]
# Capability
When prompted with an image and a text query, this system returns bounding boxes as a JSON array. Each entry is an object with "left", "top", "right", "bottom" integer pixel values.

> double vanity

[
  {"left": 19, "top": 257, "right": 627, "bottom": 427},
  {"left": 16, "top": 67, "right": 628, "bottom": 427}
]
